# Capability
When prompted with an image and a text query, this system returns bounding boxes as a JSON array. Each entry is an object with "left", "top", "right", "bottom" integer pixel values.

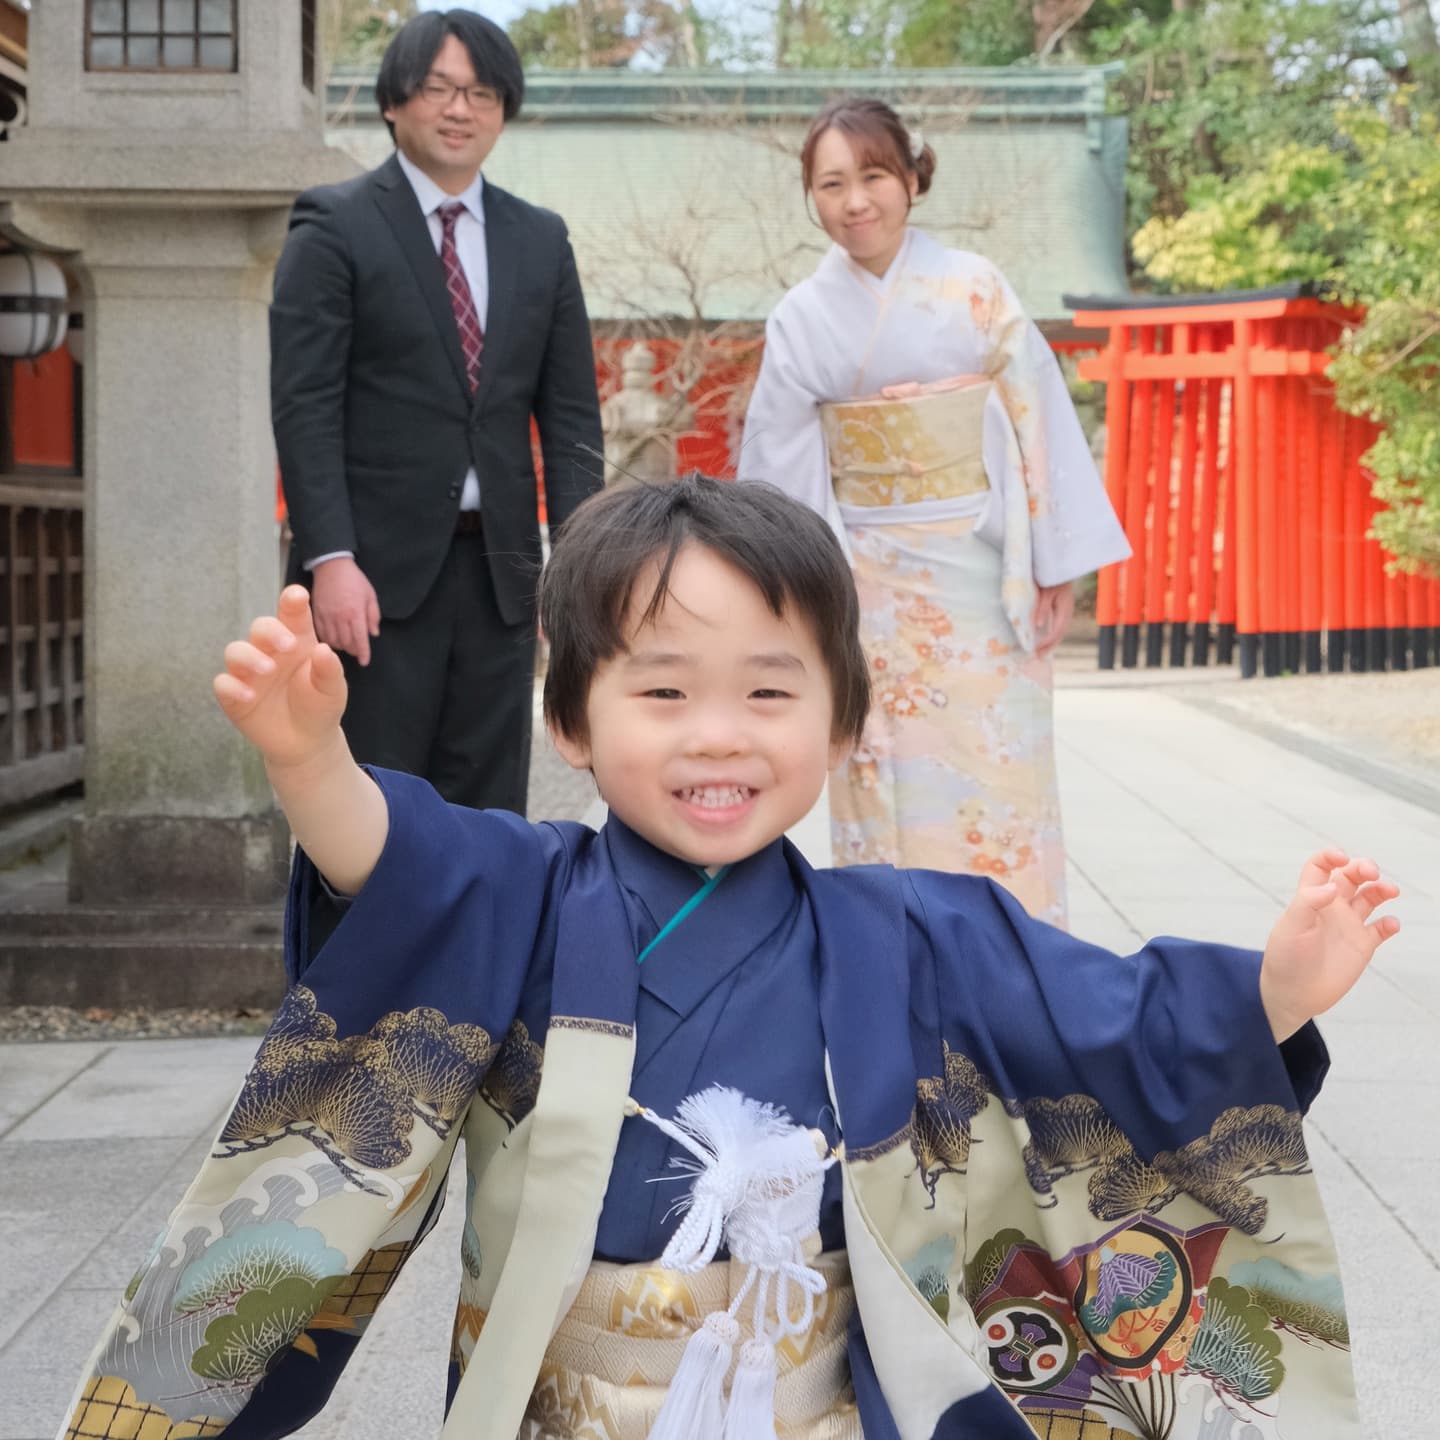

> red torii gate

[{"left": 1067, "top": 288, "right": 1440, "bottom": 678}]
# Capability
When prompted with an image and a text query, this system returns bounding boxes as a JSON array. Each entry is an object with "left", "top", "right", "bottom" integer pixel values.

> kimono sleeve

[
  {"left": 976, "top": 263, "right": 1129, "bottom": 586},
  {"left": 58, "top": 768, "right": 569, "bottom": 1439},
  {"left": 737, "top": 303, "right": 846, "bottom": 551},
  {"left": 897, "top": 874, "right": 1360, "bottom": 1436},
  {"left": 906, "top": 869, "right": 1327, "bottom": 1157}
]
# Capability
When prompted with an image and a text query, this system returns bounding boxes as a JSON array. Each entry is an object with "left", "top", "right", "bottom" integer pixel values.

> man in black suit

[{"left": 272, "top": 9, "right": 602, "bottom": 814}]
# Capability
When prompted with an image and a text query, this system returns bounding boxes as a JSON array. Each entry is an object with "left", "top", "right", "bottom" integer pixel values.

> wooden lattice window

[
  {"left": 302, "top": 0, "right": 317, "bottom": 93},
  {"left": 86, "top": 0, "right": 238, "bottom": 73},
  {"left": 0, "top": 488, "right": 85, "bottom": 804}
]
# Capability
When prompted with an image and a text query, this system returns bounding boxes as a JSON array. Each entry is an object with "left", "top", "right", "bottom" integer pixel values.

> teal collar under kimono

[
  {"left": 595, "top": 815, "right": 842, "bottom": 1260},
  {"left": 62, "top": 768, "right": 1354, "bottom": 1440}
]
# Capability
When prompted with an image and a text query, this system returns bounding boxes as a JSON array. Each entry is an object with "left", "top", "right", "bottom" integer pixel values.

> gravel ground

[
  {"left": 0, "top": 1005, "right": 274, "bottom": 1043},
  {"left": 1055, "top": 625, "right": 1440, "bottom": 779},
  {"left": 1172, "top": 665, "right": 1440, "bottom": 776}
]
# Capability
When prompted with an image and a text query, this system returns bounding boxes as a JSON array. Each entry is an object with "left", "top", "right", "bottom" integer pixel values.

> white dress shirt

[
  {"left": 305, "top": 152, "right": 488, "bottom": 571},
  {"left": 396, "top": 150, "right": 487, "bottom": 513}
]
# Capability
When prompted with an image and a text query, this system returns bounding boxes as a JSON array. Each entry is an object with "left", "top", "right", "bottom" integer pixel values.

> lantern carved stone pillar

[{"left": 0, "top": 0, "right": 358, "bottom": 911}]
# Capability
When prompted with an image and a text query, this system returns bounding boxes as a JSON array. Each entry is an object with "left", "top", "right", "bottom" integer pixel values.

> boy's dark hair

[
  {"left": 541, "top": 476, "right": 870, "bottom": 747},
  {"left": 375, "top": 9, "right": 525, "bottom": 137}
]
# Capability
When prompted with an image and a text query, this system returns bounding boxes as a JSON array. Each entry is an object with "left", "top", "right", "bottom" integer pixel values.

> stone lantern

[
  {"left": 601, "top": 342, "right": 695, "bottom": 486},
  {"left": 0, "top": 1, "right": 358, "bottom": 997}
]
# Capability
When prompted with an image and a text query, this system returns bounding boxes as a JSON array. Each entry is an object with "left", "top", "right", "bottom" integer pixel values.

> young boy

[{"left": 62, "top": 478, "right": 1394, "bottom": 1440}]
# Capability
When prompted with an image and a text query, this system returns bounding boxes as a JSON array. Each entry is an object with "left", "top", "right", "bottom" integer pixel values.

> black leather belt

[{"left": 454, "top": 510, "right": 483, "bottom": 536}]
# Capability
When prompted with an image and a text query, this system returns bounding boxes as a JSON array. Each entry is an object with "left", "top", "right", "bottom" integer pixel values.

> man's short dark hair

[
  {"left": 375, "top": 9, "right": 524, "bottom": 137},
  {"left": 541, "top": 475, "right": 870, "bottom": 747}
]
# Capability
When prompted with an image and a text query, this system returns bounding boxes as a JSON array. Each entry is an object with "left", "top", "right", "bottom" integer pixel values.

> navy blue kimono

[{"left": 62, "top": 768, "right": 1354, "bottom": 1440}]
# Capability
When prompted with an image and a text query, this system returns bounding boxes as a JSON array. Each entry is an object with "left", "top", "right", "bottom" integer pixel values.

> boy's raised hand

[
  {"left": 1260, "top": 848, "right": 1400, "bottom": 1041},
  {"left": 213, "top": 587, "right": 347, "bottom": 770}
]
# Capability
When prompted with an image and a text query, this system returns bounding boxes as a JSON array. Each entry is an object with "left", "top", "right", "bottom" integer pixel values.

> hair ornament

[{"left": 908, "top": 128, "right": 925, "bottom": 161}]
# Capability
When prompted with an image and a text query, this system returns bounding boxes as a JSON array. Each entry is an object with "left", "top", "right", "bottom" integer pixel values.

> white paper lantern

[{"left": 0, "top": 251, "right": 69, "bottom": 359}]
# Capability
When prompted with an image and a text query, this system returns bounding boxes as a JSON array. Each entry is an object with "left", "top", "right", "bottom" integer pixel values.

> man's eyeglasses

[{"left": 418, "top": 78, "right": 503, "bottom": 112}]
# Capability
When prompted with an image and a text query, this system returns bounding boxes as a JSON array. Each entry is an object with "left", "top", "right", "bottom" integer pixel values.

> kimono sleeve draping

[
  {"left": 901, "top": 870, "right": 1328, "bottom": 1145},
  {"left": 287, "top": 768, "right": 569, "bottom": 1025},
  {"left": 59, "top": 769, "right": 567, "bottom": 1440},
  {"left": 976, "top": 266, "right": 1129, "bottom": 586},
  {"left": 805, "top": 859, "right": 1352, "bottom": 1439},
  {"left": 736, "top": 306, "right": 843, "bottom": 545}
]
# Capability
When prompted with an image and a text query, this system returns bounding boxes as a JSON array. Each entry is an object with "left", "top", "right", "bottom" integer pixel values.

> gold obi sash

[
  {"left": 521, "top": 1251, "right": 860, "bottom": 1439},
  {"left": 820, "top": 376, "right": 991, "bottom": 509}
]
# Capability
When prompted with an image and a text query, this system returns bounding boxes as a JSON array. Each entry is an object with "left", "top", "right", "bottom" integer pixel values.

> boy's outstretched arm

[
  {"left": 213, "top": 585, "right": 387, "bottom": 894},
  {"left": 1260, "top": 847, "right": 1400, "bottom": 1041}
]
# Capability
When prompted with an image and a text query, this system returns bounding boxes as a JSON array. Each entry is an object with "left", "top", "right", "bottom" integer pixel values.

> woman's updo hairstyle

[{"left": 799, "top": 96, "right": 937, "bottom": 206}]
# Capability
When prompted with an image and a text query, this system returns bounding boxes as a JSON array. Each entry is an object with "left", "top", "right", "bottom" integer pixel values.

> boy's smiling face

[{"left": 551, "top": 542, "right": 848, "bottom": 868}]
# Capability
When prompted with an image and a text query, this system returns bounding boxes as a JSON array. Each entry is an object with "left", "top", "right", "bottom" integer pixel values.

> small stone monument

[{"left": 601, "top": 342, "right": 694, "bottom": 486}]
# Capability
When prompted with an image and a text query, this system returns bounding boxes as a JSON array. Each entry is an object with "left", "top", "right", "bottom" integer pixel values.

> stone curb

[{"left": 1175, "top": 694, "right": 1440, "bottom": 817}]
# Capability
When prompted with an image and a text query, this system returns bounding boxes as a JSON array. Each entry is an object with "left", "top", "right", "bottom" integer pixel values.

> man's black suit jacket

[{"left": 271, "top": 153, "right": 603, "bottom": 626}]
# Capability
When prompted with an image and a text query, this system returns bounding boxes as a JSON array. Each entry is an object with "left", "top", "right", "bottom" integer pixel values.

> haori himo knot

[{"left": 632, "top": 1086, "right": 837, "bottom": 1440}]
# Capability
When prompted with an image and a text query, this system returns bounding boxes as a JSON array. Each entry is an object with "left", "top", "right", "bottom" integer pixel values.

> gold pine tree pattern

[
  {"left": 914, "top": 1045, "right": 1311, "bottom": 1234},
  {"left": 215, "top": 987, "right": 495, "bottom": 1192}
]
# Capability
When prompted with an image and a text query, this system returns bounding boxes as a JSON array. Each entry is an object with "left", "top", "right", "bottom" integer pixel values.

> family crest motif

[
  {"left": 960, "top": 1217, "right": 1350, "bottom": 1438},
  {"left": 898, "top": 1044, "right": 1346, "bottom": 1438}
]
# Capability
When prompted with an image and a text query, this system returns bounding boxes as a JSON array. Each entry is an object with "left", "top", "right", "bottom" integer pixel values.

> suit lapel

[
  {"left": 370, "top": 154, "right": 472, "bottom": 398},
  {"left": 471, "top": 181, "right": 519, "bottom": 415}
]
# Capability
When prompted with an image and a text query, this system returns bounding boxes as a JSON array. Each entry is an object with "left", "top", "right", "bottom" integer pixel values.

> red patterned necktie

[{"left": 438, "top": 201, "right": 483, "bottom": 392}]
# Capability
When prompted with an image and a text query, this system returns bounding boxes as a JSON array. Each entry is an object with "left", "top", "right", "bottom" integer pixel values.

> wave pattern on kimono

[
  {"left": 738, "top": 229, "right": 1130, "bottom": 919},
  {"left": 58, "top": 769, "right": 1357, "bottom": 1440}
]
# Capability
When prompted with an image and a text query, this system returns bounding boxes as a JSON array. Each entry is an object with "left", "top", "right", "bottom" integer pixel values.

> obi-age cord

[{"left": 626, "top": 1086, "right": 838, "bottom": 1440}]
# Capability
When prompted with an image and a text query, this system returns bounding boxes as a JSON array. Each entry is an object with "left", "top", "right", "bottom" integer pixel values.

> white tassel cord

[
  {"left": 633, "top": 1087, "right": 836, "bottom": 1440},
  {"left": 647, "top": 1310, "right": 739, "bottom": 1440},
  {"left": 723, "top": 1338, "right": 779, "bottom": 1440}
]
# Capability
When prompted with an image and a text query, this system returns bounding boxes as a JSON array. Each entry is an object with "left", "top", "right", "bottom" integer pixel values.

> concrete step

[
  {"left": 0, "top": 798, "right": 79, "bottom": 869},
  {"left": 0, "top": 932, "right": 285, "bottom": 1009},
  {"left": 0, "top": 884, "right": 284, "bottom": 939}
]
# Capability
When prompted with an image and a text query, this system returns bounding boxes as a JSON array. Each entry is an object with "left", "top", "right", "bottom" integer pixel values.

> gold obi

[
  {"left": 521, "top": 1250, "right": 860, "bottom": 1439},
  {"left": 821, "top": 376, "right": 991, "bottom": 509}
]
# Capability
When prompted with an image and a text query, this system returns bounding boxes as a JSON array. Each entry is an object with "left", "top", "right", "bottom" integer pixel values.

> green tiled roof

[{"left": 325, "top": 67, "right": 1128, "bottom": 324}]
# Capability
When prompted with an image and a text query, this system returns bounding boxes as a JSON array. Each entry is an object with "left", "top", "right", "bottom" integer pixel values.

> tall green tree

[
  {"left": 1127, "top": 44, "right": 1440, "bottom": 568},
  {"left": 1086, "top": 0, "right": 1403, "bottom": 219},
  {"left": 325, "top": 0, "right": 419, "bottom": 68},
  {"left": 510, "top": 0, "right": 701, "bottom": 69}
]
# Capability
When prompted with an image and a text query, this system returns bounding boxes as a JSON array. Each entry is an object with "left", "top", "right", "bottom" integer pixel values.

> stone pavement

[{"left": 3, "top": 675, "right": 1436, "bottom": 1439}]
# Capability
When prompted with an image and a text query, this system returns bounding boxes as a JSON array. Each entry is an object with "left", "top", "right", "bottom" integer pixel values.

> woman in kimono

[
  {"left": 739, "top": 98, "right": 1130, "bottom": 924},
  {"left": 59, "top": 479, "right": 1392, "bottom": 1440}
]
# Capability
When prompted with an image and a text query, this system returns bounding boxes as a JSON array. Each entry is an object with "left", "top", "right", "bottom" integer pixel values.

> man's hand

[
  {"left": 310, "top": 556, "right": 381, "bottom": 666},
  {"left": 1032, "top": 581, "right": 1075, "bottom": 659},
  {"left": 214, "top": 587, "right": 348, "bottom": 770},
  {"left": 1260, "top": 849, "right": 1401, "bottom": 1041}
]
